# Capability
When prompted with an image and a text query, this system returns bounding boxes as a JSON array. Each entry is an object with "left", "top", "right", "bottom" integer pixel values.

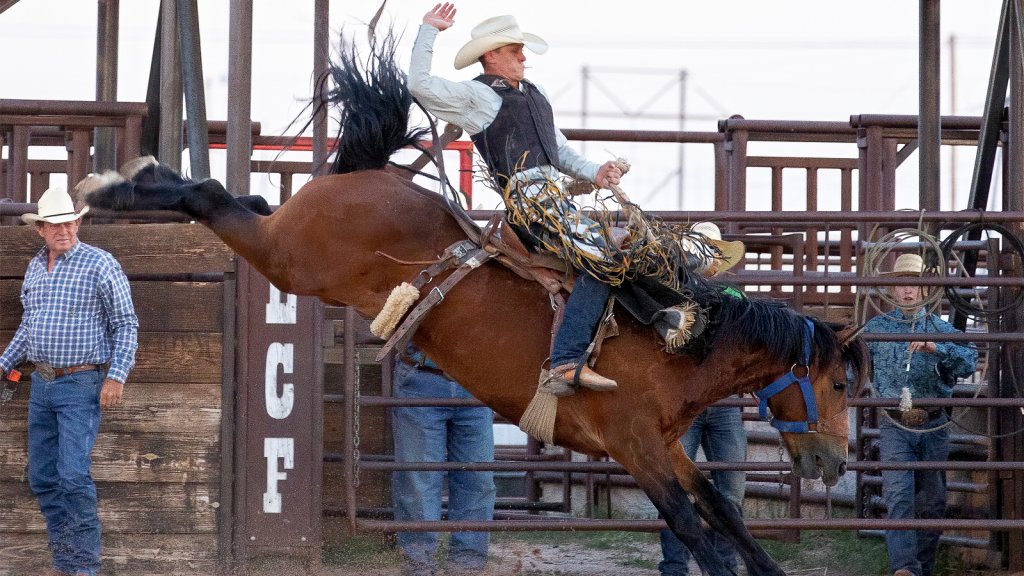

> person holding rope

[
  {"left": 0, "top": 187, "right": 138, "bottom": 576},
  {"left": 863, "top": 253, "right": 977, "bottom": 576},
  {"left": 408, "top": 2, "right": 624, "bottom": 394}
]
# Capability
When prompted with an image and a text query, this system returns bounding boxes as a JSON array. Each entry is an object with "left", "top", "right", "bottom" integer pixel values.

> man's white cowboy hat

[
  {"left": 690, "top": 221, "right": 745, "bottom": 275},
  {"left": 881, "top": 253, "right": 926, "bottom": 277},
  {"left": 454, "top": 15, "right": 548, "bottom": 70},
  {"left": 21, "top": 187, "right": 89, "bottom": 225}
]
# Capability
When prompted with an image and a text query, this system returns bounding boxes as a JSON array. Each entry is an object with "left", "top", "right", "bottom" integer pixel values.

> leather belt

[
  {"left": 35, "top": 363, "right": 101, "bottom": 381},
  {"left": 885, "top": 408, "right": 944, "bottom": 427},
  {"left": 397, "top": 353, "right": 446, "bottom": 377}
]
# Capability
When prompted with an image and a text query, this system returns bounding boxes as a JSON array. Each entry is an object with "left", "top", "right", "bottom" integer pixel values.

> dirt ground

[{"left": 243, "top": 537, "right": 1023, "bottom": 576}]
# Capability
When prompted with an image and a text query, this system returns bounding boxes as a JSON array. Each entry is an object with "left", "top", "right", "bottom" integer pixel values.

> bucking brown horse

[{"left": 84, "top": 32, "right": 868, "bottom": 576}]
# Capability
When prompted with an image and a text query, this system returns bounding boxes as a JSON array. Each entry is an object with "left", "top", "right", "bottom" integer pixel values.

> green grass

[
  {"left": 321, "top": 519, "right": 403, "bottom": 570},
  {"left": 759, "top": 530, "right": 890, "bottom": 575}
]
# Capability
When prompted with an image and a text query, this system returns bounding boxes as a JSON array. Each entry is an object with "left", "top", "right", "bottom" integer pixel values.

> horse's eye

[{"left": 833, "top": 380, "right": 846, "bottom": 391}]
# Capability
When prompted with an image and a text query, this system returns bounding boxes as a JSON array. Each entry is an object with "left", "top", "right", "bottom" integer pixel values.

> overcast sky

[{"left": 0, "top": 1, "right": 1007, "bottom": 210}]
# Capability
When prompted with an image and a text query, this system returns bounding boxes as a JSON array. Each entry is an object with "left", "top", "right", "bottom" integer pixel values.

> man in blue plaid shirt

[{"left": 0, "top": 186, "right": 138, "bottom": 576}]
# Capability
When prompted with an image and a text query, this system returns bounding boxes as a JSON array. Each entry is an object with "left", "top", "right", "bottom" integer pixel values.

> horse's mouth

[
  {"left": 792, "top": 453, "right": 845, "bottom": 486},
  {"left": 815, "top": 455, "right": 847, "bottom": 487}
]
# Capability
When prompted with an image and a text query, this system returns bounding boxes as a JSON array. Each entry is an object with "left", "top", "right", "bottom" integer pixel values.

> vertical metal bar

[
  {"left": 771, "top": 167, "right": 783, "bottom": 270},
  {"left": 219, "top": 269, "right": 237, "bottom": 571},
  {"left": 948, "top": 34, "right": 958, "bottom": 208},
  {"left": 177, "top": 0, "right": 211, "bottom": 180},
  {"left": 231, "top": 259, "right": 250, "bottom": 571},
  {"left": 69, "top": 130, "right": 92, "bottom": 191},
  {"left": 123, "top": 115, "right": 142, "bottom": 165},
  {"left": 919, "top": 0, "right": 941, "bottom": 212},
  {"left": 141, "top": 4, "right": 163, "bottom": 158},
  {"left": 678, "top": 70, "right": 687, "bottom": 209},
  {"left": 968, "top": 0, "right": 1011, "bottom": 212},
  {"left": 840, "top": 168, "right": 853, "bottom": 296},
  {"left": 805, "top": 168, "right": 819, "bottom": 272},
  {"left": 309, "top": 301, "right": 325, "bottom": 561},
  {"left": 227, "top": 0, "right": 253, "bottom": 196},
  {"left": 580, "top": 66, "right": 589, "bottom": 158},
  {"left": 882, "top": 138, "right": 899, "bottom": 212},
  {"left": 713, "top": 141, "right": 727, "bottom": 210},
  {"left": 343, "top": 307, "right": 357, "bottom": 531},
  {"left": 460, "top": 147, "right": 475, "bottom": 202},
  {"left": 1008, "top": 0, "right": 1024, "bottom": 222},
  {"left": 11, "top": 125, "right": 28, "bottom": 202},
  {"left": 788, "top": 473, "right": 802, "bottom": 543},
  {"left": 158, "top": 0, "right": 182, "bottom": 170},
  {"left": 524, "top": 437, "right": 539, "bottom": 511},
  {"left": 95, "top": 0, "right": 119, "bottom": 172},
  {"left": 0, "top": 128, "right": 7, "bottom": 201},
  {"left": 312, "top": 0, "right": 330, "bottom": 176}
]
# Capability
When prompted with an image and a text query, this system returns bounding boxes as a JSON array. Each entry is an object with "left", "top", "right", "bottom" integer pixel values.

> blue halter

[{"left": 756, "top": 318, "right": 819, "bottom": 433}]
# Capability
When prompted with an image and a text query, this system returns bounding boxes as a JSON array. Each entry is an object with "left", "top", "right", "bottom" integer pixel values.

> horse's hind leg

[
  {"left": 86, "top": 169, "right": 261, "bottom": 223},
  {"left": 606, "top": 444, "right": 735, "bottom": 576},
  {"left": 668, "top": 442, "right": 786, "bottom": 576},
  {"left": 636, "top": 472, "right": 736, "bottom": 575}
]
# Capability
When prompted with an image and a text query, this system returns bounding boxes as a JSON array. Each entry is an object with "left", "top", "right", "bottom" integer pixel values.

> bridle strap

[{"left": 756, "top": 318, "right": 819, "bottom": 433}]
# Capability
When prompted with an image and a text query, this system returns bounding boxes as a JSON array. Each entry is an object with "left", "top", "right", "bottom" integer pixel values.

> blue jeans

[
  {"left": 27, "top": 369, "right": 104, "bottom": 576},
  {"left": 879, "top": 413, "right": 950, "bottom": 576},
  {"left": 391, "top": 361, "right": 496, "bottom": 574},
  {"left": 550, "top": 272, "right": 612, "bottom": 368},
  {"left": 659, "top": 405, "right": 747, "bottom": 576}
]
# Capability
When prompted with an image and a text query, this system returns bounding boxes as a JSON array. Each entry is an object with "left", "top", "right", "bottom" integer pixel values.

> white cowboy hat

[
  {"left": 21, "top": 186, "right": 89, "bottom": 225},
  {"left": 690, "top": 222, "right": 745, "bottom": 275},
  {"left": 881, "top": 253, "right": 925, "bottom": 277},
  {"left": 454, "top": 15, "right": 548, "bottom": 70}
]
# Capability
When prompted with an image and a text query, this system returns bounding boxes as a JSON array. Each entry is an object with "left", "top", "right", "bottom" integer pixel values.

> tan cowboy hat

[
  {"left": 21, "top": 187, "right": 89, "bottom": 225},
  {"left": 690, "top": 222, "right": 745, "bottom": 275},
  {"left": 454, "top": 15, "right": 548, "bottom": 70},
  {"left": 881, "top": 253, "right": 925, "bottom": 277}
]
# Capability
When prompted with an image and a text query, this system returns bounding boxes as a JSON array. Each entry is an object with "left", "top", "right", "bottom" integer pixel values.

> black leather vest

[{"left": 470, "top": 75, "right": 559, "bottom": 186}]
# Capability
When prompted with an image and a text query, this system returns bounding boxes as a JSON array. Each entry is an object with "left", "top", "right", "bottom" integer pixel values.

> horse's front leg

[{"left": 668, "top": 441, "right": 786, "bottom": 576}]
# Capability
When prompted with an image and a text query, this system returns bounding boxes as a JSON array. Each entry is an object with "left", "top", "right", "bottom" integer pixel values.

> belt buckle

[
  {"left": 35, "top": 362, "right": 56, "bottom": 382},
  {"left": 901, "top": 408, "right": 929, "bottom": 427}
]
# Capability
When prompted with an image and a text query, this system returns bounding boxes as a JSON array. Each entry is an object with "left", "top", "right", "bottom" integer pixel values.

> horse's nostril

[{"left": 838, "top": 462, "right": 847, "bottom": 476}]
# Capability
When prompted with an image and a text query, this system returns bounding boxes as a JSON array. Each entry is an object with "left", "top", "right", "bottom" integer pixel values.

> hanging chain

[{"left": 352, "top": 360, "right": 362, "bottom": 488}]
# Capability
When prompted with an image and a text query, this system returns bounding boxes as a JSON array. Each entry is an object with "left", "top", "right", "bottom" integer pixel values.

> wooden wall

[{"left": 0, "top": 223, "right": 233, "bottom": 575}]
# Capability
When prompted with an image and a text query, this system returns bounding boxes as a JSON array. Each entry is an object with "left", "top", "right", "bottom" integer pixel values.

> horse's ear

[{"left": 838, "top": 323, "right": 867, "bottom": 348}]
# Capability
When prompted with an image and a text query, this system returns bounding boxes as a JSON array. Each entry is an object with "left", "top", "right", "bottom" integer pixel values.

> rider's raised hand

[{"left": 424, "top": 3, "right": 456, "bottom": 31}]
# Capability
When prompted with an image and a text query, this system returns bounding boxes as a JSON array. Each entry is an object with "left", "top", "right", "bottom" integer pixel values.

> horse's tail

[{"left": 324, "top": 27, "right": 430, "bottom": 175}]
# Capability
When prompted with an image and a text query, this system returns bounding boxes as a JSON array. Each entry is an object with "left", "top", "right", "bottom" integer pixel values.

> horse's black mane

[
  {"left": 324, "top": 28, "right": 430, "bottom": 175},
  {"left": 703, "top": 282, "right": 867, "bottom": 383}
]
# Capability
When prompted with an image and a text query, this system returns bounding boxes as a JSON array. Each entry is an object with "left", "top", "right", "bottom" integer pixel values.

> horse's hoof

[
  {"left": 119, "top": 155, "right": 158, "bottom": 180},
  {"left": 74, "top": 171, "right": 125, "bottom": 204}
]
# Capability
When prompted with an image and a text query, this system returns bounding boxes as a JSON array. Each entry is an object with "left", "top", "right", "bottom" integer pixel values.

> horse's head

[{"left": 755, "top": 320, "right": 869, "bottom": 487}]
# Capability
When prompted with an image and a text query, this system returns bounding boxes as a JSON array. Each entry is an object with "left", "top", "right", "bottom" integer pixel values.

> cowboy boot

[{"left": 554, "top": 364, "right": 617, "bottom": 392}]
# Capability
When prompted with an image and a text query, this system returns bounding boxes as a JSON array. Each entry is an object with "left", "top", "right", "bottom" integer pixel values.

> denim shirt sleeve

[
  {"left": 865, "top": 311, "right": 977, "bottom": 399},
  {"left": 931, "top": 318, "right": 978, "bottom": 380}
]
